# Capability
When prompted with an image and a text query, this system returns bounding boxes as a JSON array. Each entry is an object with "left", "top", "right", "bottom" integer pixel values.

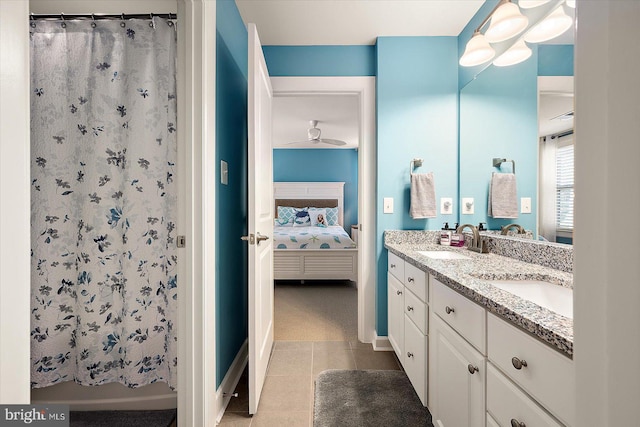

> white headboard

[{"left": 273, "top": 182, "right": 346, "bottom": 227}]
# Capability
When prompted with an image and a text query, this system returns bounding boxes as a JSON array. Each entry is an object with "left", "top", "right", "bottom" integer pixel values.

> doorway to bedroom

[
  {"left": 272, "top": 94, "right": 360, "bottom": 342},
  {"left": 269, "top": 76, "right": 376, "bottom": 347}
]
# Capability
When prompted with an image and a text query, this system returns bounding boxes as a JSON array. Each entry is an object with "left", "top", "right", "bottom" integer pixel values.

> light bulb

[
  {"left": 518, "top": 0, "right": 551, "bottom": 8},
  {"left": 566, "top": 0, "right": 576, "bottom": 8}
]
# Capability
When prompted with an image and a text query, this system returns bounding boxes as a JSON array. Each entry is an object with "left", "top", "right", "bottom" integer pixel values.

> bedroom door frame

[{"left": 270, "top": 77, "right": 376, "bottom": 344}]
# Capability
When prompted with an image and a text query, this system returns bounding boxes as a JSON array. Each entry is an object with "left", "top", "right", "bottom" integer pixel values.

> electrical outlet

[
  {"left": 440, "top": 198, "right": 453, "bottom": 215},
  {"left": 521, "top": 197, "right": 532, "bottom": 214},
  {"left": 462, "top": 198, "right": 474, "bottom": 215},
  {"left": 383, "top": 197, "right": 394, "bottom": 214}
]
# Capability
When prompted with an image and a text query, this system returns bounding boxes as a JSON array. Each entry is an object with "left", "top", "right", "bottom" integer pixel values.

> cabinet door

[
  {"left": 387, "top": 273, "right": 404, "bottom": 359},
  {"left": 429, "top": 314, "right": 485, "bottom": 427},
  {"left": 404, "top": 315, "right": 427, "bottom": 406}
]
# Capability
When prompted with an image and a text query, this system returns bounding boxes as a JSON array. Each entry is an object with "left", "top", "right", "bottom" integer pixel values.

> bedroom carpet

[
  {"left": 313, "top": 370, "right": 432, "bottom": 427},
  {"left": 69, "top": 409, "right": 176, "bottom": 427}
]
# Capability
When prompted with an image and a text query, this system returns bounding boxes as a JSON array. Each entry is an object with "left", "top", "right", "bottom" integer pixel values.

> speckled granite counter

[{"left": 384, "top": 231, "right": 574, "bottom": 358}]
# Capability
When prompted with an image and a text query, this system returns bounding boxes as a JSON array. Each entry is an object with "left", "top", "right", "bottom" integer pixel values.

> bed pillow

[
  {"left": 276, "top": 206, "right": 296, "bottom": 225},
  {"left": 292, "top": 208, "right": 311, "bottom": 227},
  {"left": 274, "top": 217, "right": 292, "bottom": 227},
  {"left": 325, "top": 207, "right": 339, "bottom": 225},
  {"left": 308, "top": 208, "right": 328, "bottom": 227}
]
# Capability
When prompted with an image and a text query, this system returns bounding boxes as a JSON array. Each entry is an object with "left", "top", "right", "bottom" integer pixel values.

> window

[{"left": 556, "top": 143, "right": 574, "bottom": 231}]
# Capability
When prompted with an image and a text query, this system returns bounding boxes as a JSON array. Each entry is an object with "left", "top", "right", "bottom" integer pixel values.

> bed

[{"left": 273, "top": 182, "right": 358, "bottom": 282}]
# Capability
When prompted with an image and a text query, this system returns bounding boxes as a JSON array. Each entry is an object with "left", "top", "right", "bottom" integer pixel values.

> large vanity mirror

[{"left": 459, "top": 42, "right": 574, "bottom": 246}]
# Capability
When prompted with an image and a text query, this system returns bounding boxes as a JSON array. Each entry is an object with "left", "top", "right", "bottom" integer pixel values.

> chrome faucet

[
  {"left": 455, "top": 223, "right": 488, "bottom": 253},
  {"left": 500, "top": 223, "right": 526, "bottom": 235}
]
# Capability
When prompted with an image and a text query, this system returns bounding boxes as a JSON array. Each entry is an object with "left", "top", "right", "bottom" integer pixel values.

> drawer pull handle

[
  {"left": 445, "top": 306, "right": 455, "bottom": 314},
  {"left": 407, "top": 306, "right": 414, "bottom": 312},
  {"left": 407, "top": 352, "right": 414, "bottom": 358},
  {"left": 390, "top": 264, "right": 396, "bottom": 268},
  {"left": 467, "top": 364, "right": 479, "bottom": 374},
  {"left": 397, "top": 290, "right": 403, "bottom": 295},
  {"left": 511, "top": 357, "right": 528, "bottom": 370},
  {"left": 407, "top": 277, "right": 414, "bottom": 283},
  {"left": 510, "top": 419, "right": 526, "bottom": 427}
]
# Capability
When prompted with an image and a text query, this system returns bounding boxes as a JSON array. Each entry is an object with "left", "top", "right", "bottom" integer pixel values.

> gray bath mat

[
  {"left": 70, "top": 409, "right": 176, "bottom": 427},
  {"left": 314, "top": 369, "right": 432, "bottom": 427}
]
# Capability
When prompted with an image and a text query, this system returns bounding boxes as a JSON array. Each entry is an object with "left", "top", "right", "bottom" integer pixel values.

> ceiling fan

[{"left": 285, "top": 120, "right": 347, "bottom": 146}]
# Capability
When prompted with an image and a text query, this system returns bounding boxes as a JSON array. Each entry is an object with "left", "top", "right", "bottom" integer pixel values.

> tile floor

[{"left": 218, "top": 282, "right": 402, "bottom": 426}]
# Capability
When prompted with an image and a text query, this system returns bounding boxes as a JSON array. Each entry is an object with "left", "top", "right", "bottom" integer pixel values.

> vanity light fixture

[
  {"left": 459, "top": 31, "right": 496, "bottom": 67},
  {"left": 524, "top": 5, "right": 573, "bottom": 43},
  {"left": 518, "top": 0, "right": 552, "bottom": 8},
  {"left": 459, "top": 0, "right": 574, "bottom": 68},
  {"left": 493, "top": 39, "right": 532, "bottom": 66},
  {"left": 484, "top": 0, "right": 529, "bottom": 43}
]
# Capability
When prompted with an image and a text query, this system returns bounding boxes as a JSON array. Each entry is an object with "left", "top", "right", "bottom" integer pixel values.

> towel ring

[
  {"left": 410, "top": 158, "right": 424, "bottom": 176},
  {"left": 493, "top": 158, "right": 516, "bottom": 174}
]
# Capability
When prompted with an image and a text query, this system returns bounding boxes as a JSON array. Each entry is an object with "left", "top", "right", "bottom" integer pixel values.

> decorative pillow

[
  {"left": 325, "top": 207, "right": 339, "bottom": 226},
  {"left": 274, "top": 217, "right": 291, "bottom": 227},
  {"left": 309, "top": 208, "right": 328, "bottom": 227},
  {"left": 292, "top": 208, "right": 311, "bottom": 227},
  {"left": 277, "top": 206, "right": 296, "bottom": 225}
]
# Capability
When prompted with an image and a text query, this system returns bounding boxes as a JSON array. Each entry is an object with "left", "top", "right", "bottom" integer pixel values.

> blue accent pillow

[
  {"left": 276, "top": 206, "right": 296, "bottom": 225},
  {"left": 325, "top": 207, "right": 339, "bottom": 225},
  {"left": 292, "top": 208, "right": 311, "bottom": 227}
]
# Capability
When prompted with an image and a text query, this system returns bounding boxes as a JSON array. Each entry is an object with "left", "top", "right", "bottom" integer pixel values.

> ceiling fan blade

[
  {"left": 282, "top": 140, "right": 315, "bottom": 145},
  {"left": 318, "top": 138, "right": 347, "bottom": 146}
]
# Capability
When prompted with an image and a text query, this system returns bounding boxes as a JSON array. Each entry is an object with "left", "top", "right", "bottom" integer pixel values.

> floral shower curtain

[{"left": 30, "top": 18, "right": 177, "bottom": 389}]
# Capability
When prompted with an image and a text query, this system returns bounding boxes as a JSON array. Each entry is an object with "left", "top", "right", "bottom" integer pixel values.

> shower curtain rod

[{"left": 30, "top": 13, "right": 176, "bottom": 21}]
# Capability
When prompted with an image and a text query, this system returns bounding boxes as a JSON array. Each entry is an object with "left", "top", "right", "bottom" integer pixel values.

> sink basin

[
  {"left": 417, "top": 251, "right": 471, "bottom": 260},
  {"left": 489, "top": 280, "right": 573, "bottom": 319}
]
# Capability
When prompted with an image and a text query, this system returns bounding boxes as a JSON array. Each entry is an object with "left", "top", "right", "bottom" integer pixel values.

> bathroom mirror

[{"left": 459, "top": 43, "right": 574, "bottom": 246}]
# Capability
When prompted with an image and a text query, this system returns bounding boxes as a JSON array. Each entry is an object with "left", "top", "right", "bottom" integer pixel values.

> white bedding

[{"left": 273, "top": 225, "right": 356, "bottom": 250}]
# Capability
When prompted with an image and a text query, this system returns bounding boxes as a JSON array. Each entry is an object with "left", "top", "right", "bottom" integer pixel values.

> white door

[{"left": 246, "top": 23, "right": 274, "bottom": 415}]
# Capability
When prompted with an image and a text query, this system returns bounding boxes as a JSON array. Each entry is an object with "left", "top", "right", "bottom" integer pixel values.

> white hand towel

[
  {"left": 410, "top": 172, "right": 436, "bottom": 219},
  {"left": 488, "top": 172, "right": 518, "bottom": 218}
]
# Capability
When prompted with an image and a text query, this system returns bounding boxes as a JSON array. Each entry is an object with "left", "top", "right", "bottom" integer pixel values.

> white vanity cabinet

[
  {"left": 429, "top": 279, "right": 486, "bottom": 427},
  {"left": 487, "top": 313, "right": 575, "bottom": 426},
  {"left": 387, "top": 251, "right": 428, "bottom": 405}
]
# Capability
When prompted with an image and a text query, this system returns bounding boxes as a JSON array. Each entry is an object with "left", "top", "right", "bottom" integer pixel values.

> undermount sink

[
  {"left": 489, "top": 280, "right": 573, "bottom": 319},
  {"left": 417, "top": 251, "right": 471, "bottom": 260}
]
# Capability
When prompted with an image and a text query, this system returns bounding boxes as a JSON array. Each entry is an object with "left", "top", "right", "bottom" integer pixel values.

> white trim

[
  {"left": 177, "top": 1, "right": 217, "bottom": 426},
  {"left": 0, "top": 0, "right": 31, "bottom": 404},
  {"left": 215, "top": 340, "right": 248, "bottom": 424},
  {"left": 271, "top": 77, "right": 376, "bottom": 345},
  {"left": 372, "top": 334, "right": 393, "bottom": 352}
]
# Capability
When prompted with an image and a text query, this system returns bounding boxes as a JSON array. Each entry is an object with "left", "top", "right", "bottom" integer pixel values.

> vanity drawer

[
  {"left": 431, "top": 278, "right": 486, "bottom": 354},
  {"left": 487, "top": 363, "right": 563, "bottom": 427},
  {"left": 388, "top": 251, "right": 404, "bottom": 282},
  {"left": 404, "top": 288, "right": 427, "bottom": 335},
  {"left": 404, "top": 262, "right": 427, "bottom": 302},
  {"left": 404, "top": 315, "right": 427, "bottom": 406},
  {"left": 487, "top": 313, "right": 574, "bottom": 426}
]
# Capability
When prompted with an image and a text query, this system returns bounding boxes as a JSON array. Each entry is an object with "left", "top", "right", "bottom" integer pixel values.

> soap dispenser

[{"left": 440, "top": 223, "right": 452, "bottom": 246}]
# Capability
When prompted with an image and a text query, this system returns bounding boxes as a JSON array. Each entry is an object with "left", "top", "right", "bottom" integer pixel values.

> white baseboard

[
  {"left": 372, "top": 333, "right": 393, "bottom": 351},
  {"left": 215, "top": 339, "right": 248, "bottom": 424}
]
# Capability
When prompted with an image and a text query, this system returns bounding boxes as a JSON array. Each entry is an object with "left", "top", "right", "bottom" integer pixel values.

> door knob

[
  {"left": 256, "top": 233, "right": 269, "bottom": 244},
  {"left": 445, "top": 306, "right": 455, "bottom": 314},
  {"left": 511, "top": 357, "right": 528, "bottom": 370},
  {"left": 467, "top": 364, "right": 479, "bottom": 374},
  {"left": 240, "top": 234, "right": 255, "bottom": 244}
]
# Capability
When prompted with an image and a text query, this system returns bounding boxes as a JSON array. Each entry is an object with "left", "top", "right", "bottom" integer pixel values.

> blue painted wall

[
  {"left": 263, "top": 45, "right": 375, "bottom": 76},
  {"left": 459, "top": 56, "right": 539, "bottom": 234},
  {"left": 538, "top": 44, "right": 574, "bottom": 76},
  {"left": 216, "top": 0, "right": 248, "bottom": 389},
  {"left": 376, "top": 37, "right": 459, "bottom": 335},
  {"left": 273, "top": 149, "right": 358, "bottom": 230}
]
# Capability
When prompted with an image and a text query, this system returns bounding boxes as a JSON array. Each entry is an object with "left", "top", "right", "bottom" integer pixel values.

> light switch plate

[
  {"left": 440, "top": 198, "right": 453, "bottom": 215},
  {"left": 521, "top": 197, "right": 532, "bottom": 214},
  {"left": 462, "top": 198, "right": 474, "bottom": 215},
  {"left": 383, "top": 197, "right": 394, "bottom": 214}
]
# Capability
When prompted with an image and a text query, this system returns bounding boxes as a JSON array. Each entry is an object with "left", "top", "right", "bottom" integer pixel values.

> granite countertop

[{"left": 385, "top": 239, "right": 574, "bottom": 358}]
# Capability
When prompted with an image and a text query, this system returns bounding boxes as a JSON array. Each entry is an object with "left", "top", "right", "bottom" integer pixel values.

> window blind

[{"left": 556, "top": 143, "right": 574, "bottom": 230}]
